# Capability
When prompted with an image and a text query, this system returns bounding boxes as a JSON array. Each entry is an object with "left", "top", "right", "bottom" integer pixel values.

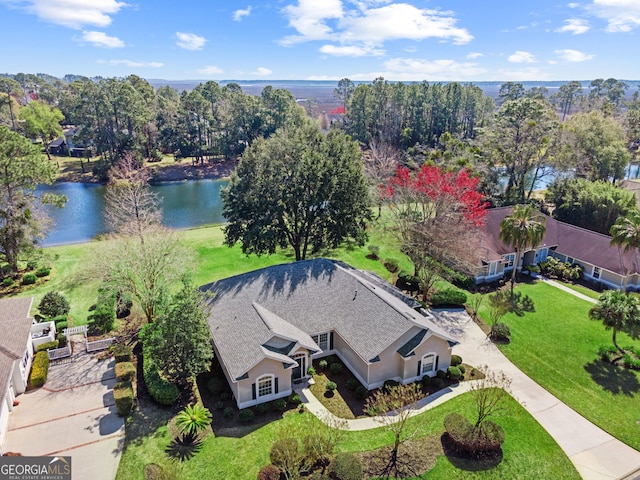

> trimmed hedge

[
  {"left": 30, "top": 351, "right": 49, "bottom": 387},
  {"left": 21, "top": 273, "right": 37, "bottom": 285},
  {"left": 430, "top": 288, "right": 467, "bottom": 306},
  {"left": 329, "top": 362, "right": 343, "bottom": 375},
  {"left": 111, "top": 344, "right": 133, "bottom": 363},
  {"left": 355, "top": 385, "right": 368, "bottom": 400},
  {"left": 35, "top": 340, "right": 59, "bottom": 352},
  {"left": 447, "top": 366, "right": 462, "bottom": 380},
  {"left": 239, "top": 409, "right": 254, "bottom": 422},
  {"left": 113, "top": 381, "right": 134, "bottom": 416},
  {"left": 450, "top": 354, "right": 463, "bottom": 366},
  {"left": 444, "top": 412, "right": 505, "bottom": 457},
  {"left": 115, "top": 362, "right": 136, "bottom": 382},
  {"left": 143, "top": 358, "right": 179, "bottom": 406},
  {"left": 35, "top": 267, "right": 51, "bottom": 278}
]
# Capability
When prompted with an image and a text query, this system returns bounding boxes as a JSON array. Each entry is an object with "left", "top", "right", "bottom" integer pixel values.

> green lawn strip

[
  {"left": 116, "top": 392, "right": 579, "bottom": 480},
  {"left": 478, "top": 281, "right": 640, "bottom": 451},
  {"left": 554, "top": 279, "right": 601, "bottom": 300}
]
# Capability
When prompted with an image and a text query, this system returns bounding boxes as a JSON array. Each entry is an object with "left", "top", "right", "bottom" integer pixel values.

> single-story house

[
  {"left": 201, "top": 259, "right": 458, "bottom": 409},
  {"left": 0, "top": 297, "right": 35, "bottom": 454},
  {"left": 473, "top": 206, "right": 640, "bottom": 289}
]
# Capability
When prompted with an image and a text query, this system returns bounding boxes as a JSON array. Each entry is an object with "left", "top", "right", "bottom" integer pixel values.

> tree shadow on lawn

[
  {"left": 165, "top": 433, "right": 203, "bottom": 462},
  {"left": 584, "top": 359, "right": 640, "bottom": 396},
  {"left": 440, "top": 433, "right": 503, "bottom": 472}
]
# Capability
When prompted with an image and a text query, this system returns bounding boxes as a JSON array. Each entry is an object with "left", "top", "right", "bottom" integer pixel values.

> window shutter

[
  {"left": 435, "top": 355, "right": 439, "bottom": 371},
  {"left": 274, "top": 377, "right": 279, "bottom": 394},
  {"left": 251, "top": 383, "right": 256, "bottom": 400},
  {"left": 417, "top": 360, "right": 422, "bottom": 377},
  {"left": 329, "top": 332, "right": 334, "bottom": 350}
]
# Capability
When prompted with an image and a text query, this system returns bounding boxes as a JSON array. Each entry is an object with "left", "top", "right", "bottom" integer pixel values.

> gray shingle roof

[
  {"left": 201, "top": 259, "right": 456, "bottom": 382},
  {"left": 0, "top": 297, "right": 34, "bottom": 404}
]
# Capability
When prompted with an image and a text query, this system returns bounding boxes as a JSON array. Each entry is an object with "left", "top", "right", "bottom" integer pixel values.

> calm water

[{"left": 37, "top": 179, "right": 228, "bottom": 246}]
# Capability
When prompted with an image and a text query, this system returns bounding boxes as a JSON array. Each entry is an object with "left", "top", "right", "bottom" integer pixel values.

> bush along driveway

[{"left": 5, "top": 353, "right": 125, "bottom": 480}]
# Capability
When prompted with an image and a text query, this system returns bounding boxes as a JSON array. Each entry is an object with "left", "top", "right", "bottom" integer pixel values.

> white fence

[
  {"left": 86, "top": 337, "right": 115, "bottom": 352},
  {"left": 48, "top": 345, "right": 72, "bottom": 360},
  {"left": 63, "top": 325, "right": 88, "bottom": 336}
]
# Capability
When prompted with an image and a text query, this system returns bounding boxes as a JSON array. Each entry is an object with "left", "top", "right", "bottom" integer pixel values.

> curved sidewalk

[{"left": 296, "top": 309, "right": 640, "bottom": 480}]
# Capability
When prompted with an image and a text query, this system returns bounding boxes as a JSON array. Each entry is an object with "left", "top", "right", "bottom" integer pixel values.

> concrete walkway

[
  {"left": 296, "top": 308, "right": 640, "bottom": 480},
  {"left": 5, "top": 353, "right": 124, "bottom": 480},
  {"left": 537, "top": 276, "right": 598, "bottom": 304}
]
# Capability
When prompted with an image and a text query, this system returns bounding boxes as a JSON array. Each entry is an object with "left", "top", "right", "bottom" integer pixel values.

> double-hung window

[
  {"left": 421, "top": 353, "right": 436, "bottom": 375},
  {"left": 593, "top": 266, "right": 601, "bottom": 279},
  {"left": 311, "top": 332, "right": 329, "bottom": 351}
]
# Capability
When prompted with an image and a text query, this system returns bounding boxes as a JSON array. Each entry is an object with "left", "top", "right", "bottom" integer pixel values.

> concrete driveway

[{"left": 5, "top": 353, "right": 125, "bottom": 480}]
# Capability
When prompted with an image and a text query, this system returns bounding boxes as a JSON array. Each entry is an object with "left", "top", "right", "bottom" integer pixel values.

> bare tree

[
  {"left": 365, "top": 139, "right": 401, "bottom": 217},
  {"left": 364, "top": 383, "right": 424, "bottom": 478},
  {"left": 469, "top": 366, "right": 512, "bottom": 430},
  {"left": 104, "top": 154, "right": 161, "bottom": 241}
]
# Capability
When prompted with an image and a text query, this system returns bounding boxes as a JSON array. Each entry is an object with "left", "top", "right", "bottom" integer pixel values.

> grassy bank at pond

[
  {"left": 116, "top": 392, "right": 579, "bottom": 480},
  {"left": 477, "top": 281, "right": 640, "bottom": 451},
  {"left": 10, "top": 219, "right": 415, "bottom": 324}
]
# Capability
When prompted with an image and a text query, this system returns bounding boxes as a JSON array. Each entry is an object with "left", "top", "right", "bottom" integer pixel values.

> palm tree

[
  {"left": 499, "top": 205, "right": 547, "bottom": 296},
  {"left": 610, "top": 211, "right": 640, "bottom": 291},
  {"left": 174, "top": 404, "right": 212, "bottom": 441},
  {"left": 589, "top": 290, "right": 640, "bottom": 354}
]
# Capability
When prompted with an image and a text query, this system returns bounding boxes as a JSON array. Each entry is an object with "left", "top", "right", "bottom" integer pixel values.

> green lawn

[
  {"left": 116, "top": 392, "right": 579, "bottom": 480},
  {"left": 477, "top": 281, "right": 640, "bottom": 451},
  {"left": 554, "top": 280, "right": 601, "bottom": 300}
]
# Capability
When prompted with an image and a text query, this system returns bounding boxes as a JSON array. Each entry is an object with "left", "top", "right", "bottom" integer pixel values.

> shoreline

[{"left": 55, "top": 157, "right": 239, "bottom": 184}]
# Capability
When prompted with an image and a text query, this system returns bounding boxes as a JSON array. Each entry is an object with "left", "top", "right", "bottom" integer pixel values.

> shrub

[
  {"left": 270, "top": 438, "right": 301, "bottom": 480},
  {"left": 421, "top": 375, "right": 431, "bottom": 388},
  {"left": 55, "top": 321, "right": 67, "bottom": 330},
  {"left": 239, "top": 409, "right": 254, "bottom": 422},
  {"left": 367, "top": 244, "right": 380, "bottom": 259},
  {"left": 257, "top": 464, "right": 281, "bottom": 480},
  {"left": 143, "top": 359, "right": 179, "bottom": 406},
  {"left": 289, "top": 393, "right": 301, "bottom": 405},
  {"left": 51, "top": 314, "right": 68, "bottom": 325},
  {"left": 318, "top": 359, "right": 328, "bottom": 371},
  {"left": 458, "top": 364, "right": 466, "bottom": 375},
  {"left": 383, "top": 379, "right": 400, "bottom": 392},
  {"left": 35, "top": 340, "right": 59, "bottom": 352},
  {"left": 255, "top": 402, "right": 267, "bottom": 414},
  {"left": 56, "top": 333, "right": 67, "bottom": 348},
  {"left": 330, "top": 452, "right": 363, "bottom": 480},
  {"left": 436, "top": 370, "right": 447, "bottom": 379},
  {"left": 325, "top": 381, "right": 337, "bottom": 392},
  {"left": 30, "top": 351, "right": 49, "bottom": 387},
  {"left": 206, "top": 377, "right": 225, "bottom": 396},
  {"left": 430, "top": 289, "right": 467, "bottom": 306},
  {"left": 431, "top": 377, "right": 444, "bottom": 389},
  {"left": 397, "top": 270, "right": 420, "bottom": 290},
  {"left": 26, "top": 259, "right": 38, "bottom": 270},
  {"left": 35, "top": 267, "right": 50, "bottom": 278},
  {"left": 3, "top": 277, "right": 14, "bottom": 287},
  {"left": 444, "top": 412, "right": 505, "bottom": 457},
  {"left": 223, "top": 407, "right": 234, "bottom": 418},
  {"left": 539, "top": 256, "right": 583, "bottom": 281},
  {"left": 329, "top": 362, "right": 343, "bottom": 375},
  {"left": 220, "top": 391, "right": 231, "bottom": 401},
  {"left": 113, "top": 381, "right": 134, "bottom": 416},
  {"left": 116, "top": 292, "right": 133, "bottom": 319},
  {"left": 346, "top": 378, "right": 359, "bottom": 391},
  {"left": 447, "top": 366, "right": 462, "bottom": 380},
  {"left": 115, "top": 362, "right": 136, "bottom": 382},
  {"left": 450, "top": 354, "right": 462, "bottom": 366},
  {"left": 89, "top": 301, "right": 116, "bottom": 333},
  {"left": 384, "top": 258, "right": 399, "bottom": 273},
  {"left": 490, "top": 322, "right": 511, "bottom": 342},
  {"left": 273, "top": 398, "right": 287, "bottom": 412},
  {"left": 597, "top": 344, "right": 617, "bottom": 362},
  {"left": 21, "top": 273, "right": 37, "bottom": 285},
  {"left": 355, "top": 386, "right": 368, "bottom": 400},
  {"left": 307, "top": 366, "right": 316, "bottom": 376},
  {"left": 111, "top": 344, "right": 133, "bottom": 363}
]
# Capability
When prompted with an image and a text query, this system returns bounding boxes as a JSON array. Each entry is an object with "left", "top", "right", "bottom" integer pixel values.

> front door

[{"left": 292, "top": 353, "right": 306, "bottom": 381}]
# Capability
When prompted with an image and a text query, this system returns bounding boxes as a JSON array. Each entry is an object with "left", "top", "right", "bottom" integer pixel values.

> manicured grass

[
  {"left": 116, "top": 392, "right": 579, "bottom": 480},
  {"left": 477, "top": 281, "right": 640, "bottom": 451},
  {"left": 555, "top": 279, "right": 601, "bottom": 300},
  {"left": 9, "top": 218, "right": 409, "bottom": 325}
]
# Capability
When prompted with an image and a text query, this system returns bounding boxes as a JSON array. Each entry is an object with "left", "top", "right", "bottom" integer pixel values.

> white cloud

[
  {"left": 97, "top": 59, "right": 163, "bottom": 68},
  {"left": 77, "top": 30, "right": 125, "bottom": 48},
  {"left": 319, "top": 44, "right": 384, "bottom": 56},
  {"left": 252, "top": 67, "right": 272, "bottom": 76},
  {"left": 196, "top": 65, "right": 224, "bottom": 75},
  {"left": 1, "top": 0, "right": 128, "bottom": 28},
  {"left": 556, "top": 18, "right": 591, "bottom": 34},
  {"left": 280, "top": 1, "right": 472, "bottom": 57},
  {"left": 233, "top": 6, "right": 252, "bottom": 21},
  {"left": 466, "top": 52, "right": 484, "bottom": 59},
  {"left": 555, "top": 48, "right": 594, "bottom": 62},
  {"left": 589, "top": 0, "right": 640, "bottom": 32},
  {"left": 175, "top": 32, "right": 207, "bottom": 50},
  {"left": 338, "top": 57, "right": 487, "bottom": 81},
  {"left": 508, "top": 51, "right": 536, "bottom": 63},
  {"left": 568, "top": 3, "right": 580, "bottom": 8}
]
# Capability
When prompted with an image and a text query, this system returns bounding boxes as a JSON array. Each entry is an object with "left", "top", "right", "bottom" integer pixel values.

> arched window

[
  {"left": 256, "top": 374, "right": 274, "bottom": 398},
  {"left": 421, "top": 353, "right": 437, "bottom": 375}
]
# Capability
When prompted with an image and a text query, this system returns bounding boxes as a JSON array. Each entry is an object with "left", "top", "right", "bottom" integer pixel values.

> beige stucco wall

[
  {"left": 331, "top": 333, "right": 369, "bottom": 387},
  {"left": 12, "top": 337, "right": 33, "bottom": 395},
  {"left": 236, "top": 357, "right": 293, "bottom": 409}
]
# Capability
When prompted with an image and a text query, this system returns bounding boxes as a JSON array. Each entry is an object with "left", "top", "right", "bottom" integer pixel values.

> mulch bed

[{"left": 359, "top": 436, "right": 443, "bottom": 479}]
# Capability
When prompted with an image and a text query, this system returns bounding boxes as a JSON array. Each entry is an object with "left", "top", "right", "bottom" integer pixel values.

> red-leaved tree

[{"left": 382, "top": 164, "right": 487, "bottom": 298}]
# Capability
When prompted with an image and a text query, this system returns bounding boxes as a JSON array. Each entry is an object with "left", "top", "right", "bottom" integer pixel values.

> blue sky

[{"left": 0, "top": 0, "right": 638, "bottom": 81}]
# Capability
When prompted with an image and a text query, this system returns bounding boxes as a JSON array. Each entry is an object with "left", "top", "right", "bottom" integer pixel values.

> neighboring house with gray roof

[
  {"left": 0, "top": 297, "right": 35, "bottom": 454},
  {"left": 202, "top": 259, "right": 458, "bottom": 409},
  {"left": 474, "top": 207, "right": 640, "bottom": 289}
]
